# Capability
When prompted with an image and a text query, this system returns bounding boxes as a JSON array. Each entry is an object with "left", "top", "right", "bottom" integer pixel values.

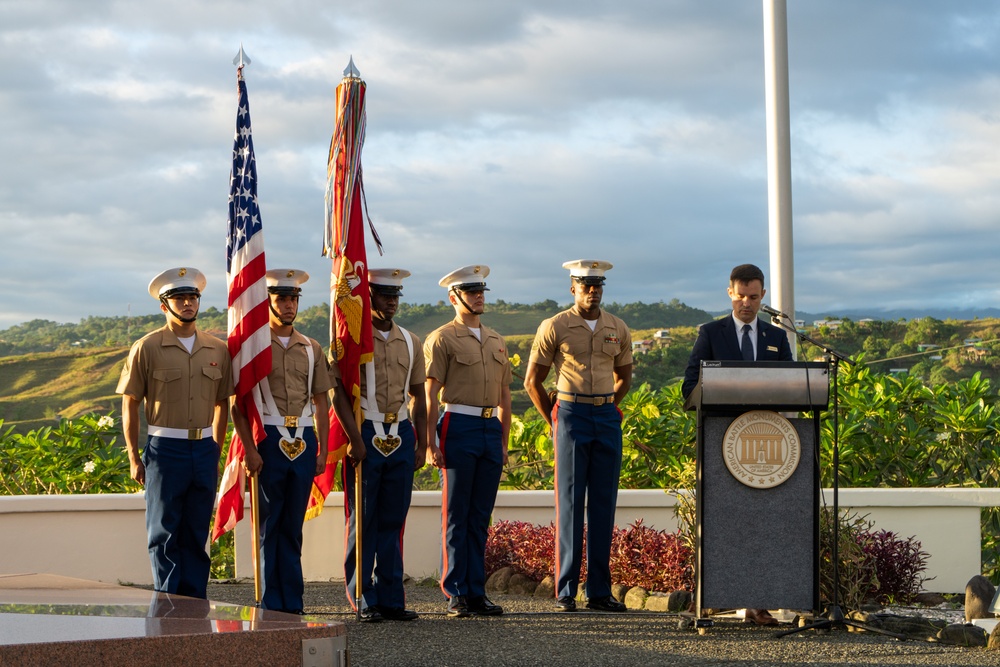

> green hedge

[
  {"left": 4, "top": 363, "right": 999, "bottom": 585},
  {"left": 503, "top": 366, "right": 1000, "bottom": 584}
]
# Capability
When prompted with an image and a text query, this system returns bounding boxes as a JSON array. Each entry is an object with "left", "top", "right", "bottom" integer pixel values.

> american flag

[{"left": 212, "top": 65, "right": 271, "bottom": 541}]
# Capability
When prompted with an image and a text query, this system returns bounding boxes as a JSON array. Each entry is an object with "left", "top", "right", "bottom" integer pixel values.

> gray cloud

[{"left": 1, "top": 0, "right": 999, "bottom": 328}]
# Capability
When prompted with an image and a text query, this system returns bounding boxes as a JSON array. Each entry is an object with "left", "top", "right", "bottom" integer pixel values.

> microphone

[{"left": 760, "top": 304, "right": 789, "bottom": 319}]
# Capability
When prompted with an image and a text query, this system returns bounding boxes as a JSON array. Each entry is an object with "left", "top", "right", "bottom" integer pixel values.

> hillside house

[
  {"left": 966, "top": 347, "right": 988, "bottom": 362},
  {"left": 632, "top": 340, "right": 654, "bottom": 354}
]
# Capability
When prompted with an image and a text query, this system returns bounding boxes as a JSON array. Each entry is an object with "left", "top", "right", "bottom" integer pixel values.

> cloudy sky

[{"left": 2, "top": 0, "right": 998, "bottom": 329}]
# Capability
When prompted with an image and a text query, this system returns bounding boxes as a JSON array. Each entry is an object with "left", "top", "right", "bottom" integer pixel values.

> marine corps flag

[{"left": 307, "top": 56, "right": 382, "bottom": 520}]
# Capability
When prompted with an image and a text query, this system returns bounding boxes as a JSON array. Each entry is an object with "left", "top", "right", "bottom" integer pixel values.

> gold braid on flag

[
  {"left": 309, "top": 59, "right": 380, "bottom": 523},
  {"left": 322, "top": 68, "right": 383, "bottom": 260},
  {"left": 323, "top": 74, "right": 366, "bottom": 258},
  {"left": 335, "top": 258, "right": 364, "bottom": 346},
  {"left": 305, "top": 486, "right": 329, "bottom": 520}
]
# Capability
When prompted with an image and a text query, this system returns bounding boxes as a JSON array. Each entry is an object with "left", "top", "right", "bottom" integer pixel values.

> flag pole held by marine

[
  {"left": 212, "top": 48, "right": 271, "bottom": 605},
  {"left": 307, "top": 56, "right": 383, "bottom": 521}
]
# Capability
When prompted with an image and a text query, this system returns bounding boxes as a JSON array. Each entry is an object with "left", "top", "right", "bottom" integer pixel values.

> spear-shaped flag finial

[
  {"left": 343, "top": 55, "right": 361, "bottom": 79},
  {"left": 233, "top": 43, "right": 252, "bottom": 68}
]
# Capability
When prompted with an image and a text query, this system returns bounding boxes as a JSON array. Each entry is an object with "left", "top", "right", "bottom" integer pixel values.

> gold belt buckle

[
  {"left": 372, "top": 435, "right": 402, "bottom": 456},
  {"left": 481, "top": 407, "right": 494, "bottom": 418},
  {"left": 284, "top": 415, "right": 299, "bottom": 428},
  {"left": 187, "top": 428, "right": 203, "bottom": 440},
  {"left": 279, "top": 438, "right": 306, "bottom": 460},
  {"left": 384, "top": 412, "right": 397, "bottom": 424},
  {"left": 593, "top": 396, "right": 607, "bottom": 406}
]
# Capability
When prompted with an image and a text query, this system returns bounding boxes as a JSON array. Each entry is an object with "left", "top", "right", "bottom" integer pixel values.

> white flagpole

[{"left": 763, "top": 0, "right": 796, "bottom": 355}]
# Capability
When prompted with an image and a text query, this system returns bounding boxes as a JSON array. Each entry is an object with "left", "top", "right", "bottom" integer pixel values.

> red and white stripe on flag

[{"left": 212, "top": 67, "right": 271, "bottom": 542}]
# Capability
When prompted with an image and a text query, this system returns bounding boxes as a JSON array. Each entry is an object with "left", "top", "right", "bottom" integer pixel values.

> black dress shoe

[
  {"left": 378, "top": 606, "right": 419, "bottom": 621},
  {"left": 586, "top": 596, "right": 626, "bottom": 612},
  {"left": 744, "top": 608, "right": 779, "bottom": 626},
  {"left": 555, "top": 596, "right": 577, "bottom": 612},
  {"left": 447, "top": 595, "right": 471, "bottom": 618},
  {"left": 358, "top": 607, "right": 383, "bottom": 622},
  {"left": 468, "top": 595, "right": 503, "bottom": 616}
]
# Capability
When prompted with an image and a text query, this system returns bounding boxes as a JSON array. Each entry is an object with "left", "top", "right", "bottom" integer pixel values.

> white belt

[
  {"left": 444, "top": 403, "right": 498, "bottom": 419},
  {"left": 258, "top": 343, "right": 316, "bottom": 452},
  {"left": 362, "top": 408, "right": 408, "bottom": 424},
  {"left": 362, "top": 326, "right": 416, "bottom": 458},
  {"left": 148, "top": 426, "right": 212, "bottom": 440},
  {"left": 261, "top": 415, "right": 314, "bottom": 427}
]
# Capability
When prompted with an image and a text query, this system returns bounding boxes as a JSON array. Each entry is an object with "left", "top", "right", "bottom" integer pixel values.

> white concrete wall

[
  {"left": 2, "top": 489, "right": 998, "bottom": 593},
  {"left": 832, "top": 488, "right": 999, "bottom": 594},
  {"left": 0, "top": 494, "right": 150, "bottom": 585}
]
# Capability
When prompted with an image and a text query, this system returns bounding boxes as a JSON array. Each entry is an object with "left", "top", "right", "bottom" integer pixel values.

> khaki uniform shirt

[
  {"left": 424, "top": 318, "right": 511, "bottom": 407},
  {"left": 364, "top": 323, "right": 426, "bottom": 414},
  {"left": 116, "top": 327, "right": 234, "bottom": 429},
  {"left": 268, "top": 329, "right": 333, "bottom": 417},
  {"left": 529, "top": 306, "right": 633, "bottom": 395}
]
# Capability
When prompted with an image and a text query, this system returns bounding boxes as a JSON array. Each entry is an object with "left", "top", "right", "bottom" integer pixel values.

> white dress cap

[
  {"left": 368, "top": 267, "right": 411, "bottom": 293},
  {"left": 265, "top": 268, "right": 310, "bottom": 295},
  {"left": 439, "top": 264, "right": 491, "bottom": 291},
  {"left": 562, "top": 259, "right": 613, "bottom": 284},
  {"left": 148, "top": 267, "right": 207, "bottom": 299}
]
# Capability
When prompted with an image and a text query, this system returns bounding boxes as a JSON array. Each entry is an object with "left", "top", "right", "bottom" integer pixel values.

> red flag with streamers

[
  {"left": 306, "top": 57, "right": 382, "bottom": 520},
  {"left": 213, "top": 61, "right": 271, "bottom": 541}
]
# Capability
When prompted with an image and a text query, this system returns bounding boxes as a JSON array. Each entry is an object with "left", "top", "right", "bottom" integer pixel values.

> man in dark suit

[
  {"left": 681, "top": 262, "right": 793, "bottom": 627},
  {"left": 682, "top": 263, "right": 793, "bottom": 400}
]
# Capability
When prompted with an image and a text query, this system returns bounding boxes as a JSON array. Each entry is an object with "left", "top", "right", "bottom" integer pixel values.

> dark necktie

[{"left": 741, "top": 323, "right": 754, "bottom": 361}]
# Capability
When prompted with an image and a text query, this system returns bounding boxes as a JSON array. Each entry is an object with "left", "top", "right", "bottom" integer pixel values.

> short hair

[{"left": 730, "top": 263, "right": 765, "bottom": 286}]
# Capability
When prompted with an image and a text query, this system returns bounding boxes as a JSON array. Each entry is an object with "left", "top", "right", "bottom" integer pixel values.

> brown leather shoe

[{"left": 744, "top": 608, "right": 779, "bottom": 626}]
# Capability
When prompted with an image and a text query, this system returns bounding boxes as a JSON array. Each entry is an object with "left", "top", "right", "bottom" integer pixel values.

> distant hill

[
  {"left": 4, "top": 304, "right": 1000, "bottom": 434},
  {"left": 800, "top": 308, "right": 1000, "bottom": 323},
  {"left": 0, "top": 348, "right": 127, "bottom": 433},
  {"left": 0, "top": 299, "right": 713, "bottom": 431},
  {"left": 0, "top": 299, "right": 714, "bottom": 356},
  {"left": 709, "top": 308, "right": 1000, "bottom": 323}
]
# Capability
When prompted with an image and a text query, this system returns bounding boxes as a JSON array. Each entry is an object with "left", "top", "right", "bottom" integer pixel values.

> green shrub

[
  {"left": 830, "top": 365, "right": 1000, "bottom": 583},
  {"left": 6, "top": 363, "right": 998, "bottom": 592},
  {"left": 503, "top": 414, "right": 554, "bottom": 490},
  {"left": 820, "top": 510, "right": 876, "bottom": 612},
  {"left": 211, "top": 531, "right": 236, "bottom": 580},
  {"left": 502, "top": 382, "right": 696, "bottom": 492},
  {"left": 0, "top": 414, "right": 139, "bottom": 495},
  {"left": 819, "top": 510, "right": 928, "bottom": 609}
]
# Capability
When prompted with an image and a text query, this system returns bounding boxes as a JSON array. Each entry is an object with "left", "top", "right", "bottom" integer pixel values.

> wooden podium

[{"left": 685, "top": 361, "right": 829, "bottom": 618}]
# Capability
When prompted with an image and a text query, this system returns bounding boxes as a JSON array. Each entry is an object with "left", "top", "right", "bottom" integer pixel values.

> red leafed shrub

[
  {"left": 486, "top": 519, "right": 693, "bottom": 593},
  {"left": 485, "top": 520, "right": 557, "bottom": 582},
  {"left": 610, "top": 519, "right": 694, "bottom": 592},
  {"left": 858, "top": 529, "right": 928, "bottom": 605}
]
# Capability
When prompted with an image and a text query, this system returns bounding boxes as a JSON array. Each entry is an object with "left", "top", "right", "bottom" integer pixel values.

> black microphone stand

[{"left": 765, "top": 313, "right": 906, "bottom": 640}]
